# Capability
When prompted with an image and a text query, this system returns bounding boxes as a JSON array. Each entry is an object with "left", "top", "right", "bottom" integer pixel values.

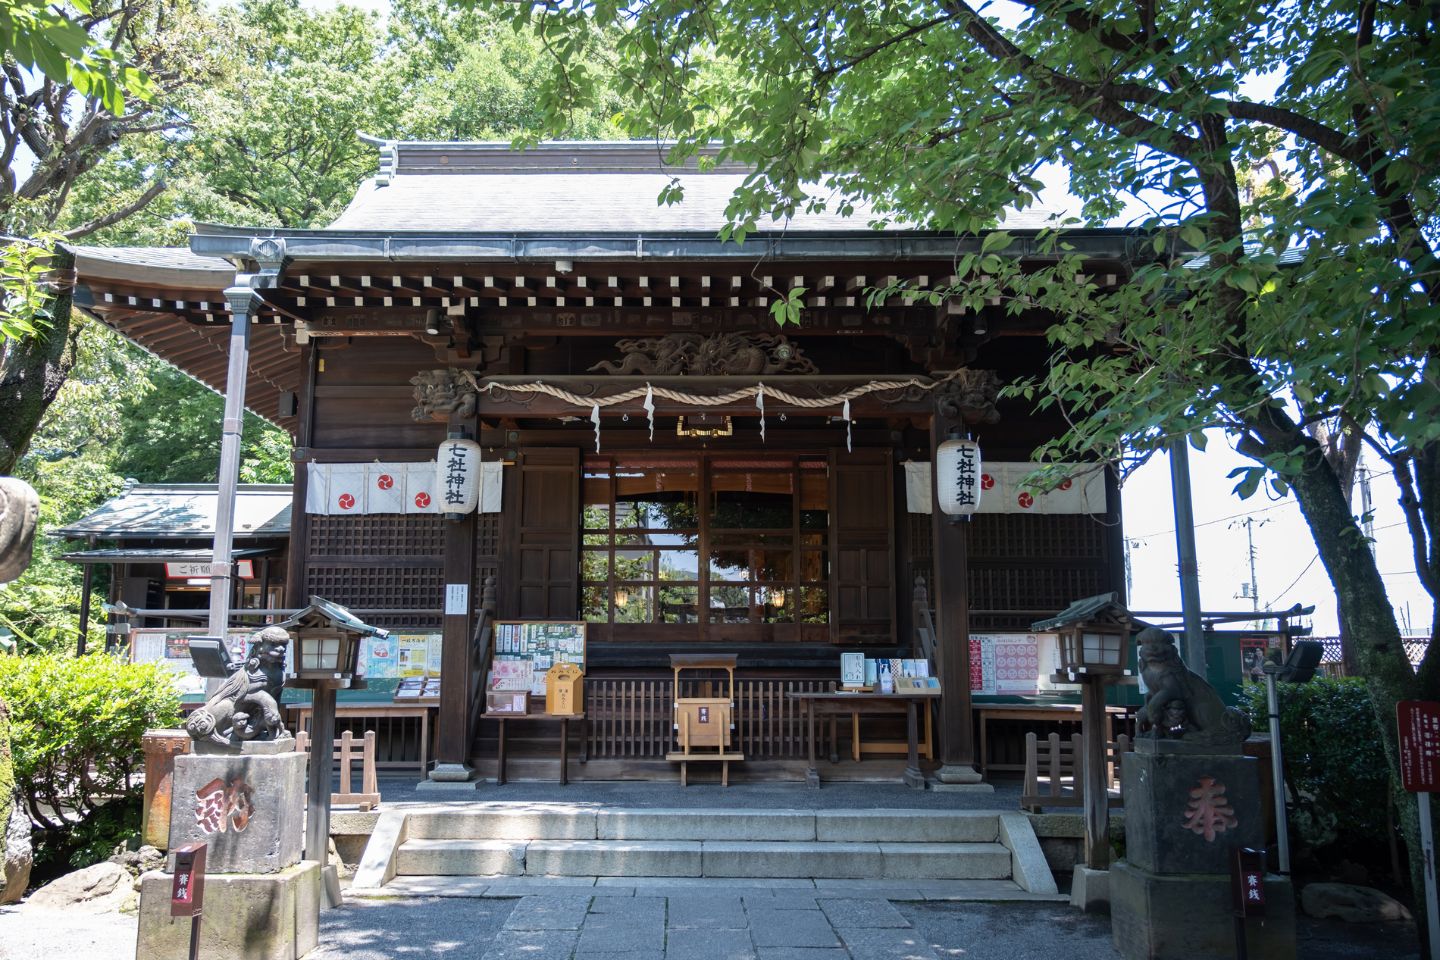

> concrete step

[
  {"left": 394, "top": 838, "right": 1013, "bottom": 880},
  {"left": 401, "top": 806, "right": 1001, "bottom": 842}
]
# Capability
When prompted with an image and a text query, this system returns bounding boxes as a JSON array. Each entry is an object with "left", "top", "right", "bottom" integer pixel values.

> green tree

[
  {"left": 484, "top": 0, "right": 1439, "bottom": 912},
  {"left": 0, "top": 0, "right": 226, "bottom": 473}
]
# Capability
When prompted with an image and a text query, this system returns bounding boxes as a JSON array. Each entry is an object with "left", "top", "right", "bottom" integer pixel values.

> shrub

[
  {"left": 1242, "top": 676, "right": 1391, "bottom": 870},
  {"left": 0, "top": 651, "right": 180, "bottom": 876}
]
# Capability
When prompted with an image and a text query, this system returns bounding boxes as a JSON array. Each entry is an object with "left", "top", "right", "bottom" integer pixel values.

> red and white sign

[
  {"left": 165, "top": 560, "right": 253, "bottom": 580},
  {"left": 905, "top": 461, "right": 1108, "bottom": 515},
  {"left": 1398, "top": 700, "right": 1440, "bottom": 793}
]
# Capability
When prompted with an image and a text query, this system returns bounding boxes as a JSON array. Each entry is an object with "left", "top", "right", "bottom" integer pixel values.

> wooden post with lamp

[
  {"left": 279, "top": 597, "right": 388, "bottom": 907},
  {"left": 1033, "top": 594, "right": 1134, "bottom": 870}
]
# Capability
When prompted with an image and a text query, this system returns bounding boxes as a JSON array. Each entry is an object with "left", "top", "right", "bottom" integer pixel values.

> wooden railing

[
  {"left": 1020, "top": 731, "right": 1132, "bottom": 811},
  {"left": 583, "top": 678, "right": 835, "bottom": 760}
]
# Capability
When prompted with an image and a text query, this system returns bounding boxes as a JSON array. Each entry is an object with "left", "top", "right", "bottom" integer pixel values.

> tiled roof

[{"left": 52, "top": 484, "right": 292, "bottom": 539}]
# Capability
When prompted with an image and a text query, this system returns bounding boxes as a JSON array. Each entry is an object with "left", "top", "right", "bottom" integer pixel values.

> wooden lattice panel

[
  {"left": 306, "top": 515, "right": 445, "bottom": 558},
  {"left": 967, "top": 514, "right": 1107, "bottom": 561},
  {"left": 305, "top": 563, "right": 444, "bottom": 629}
]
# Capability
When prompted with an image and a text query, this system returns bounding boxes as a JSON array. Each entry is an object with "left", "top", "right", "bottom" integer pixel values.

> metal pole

[
  {"left": 188, "top": 909, "right": 202, "bottom": 960},
  {"left": 207, "top": 286, "right": 257, "bottom": 643},
  {"left": 76, "top": 540, "right": 94, "bottom": 656},
  {"left": 1265, "top": 667, "right": 1291, "bottom": 874},
  {"left": 1168, "top": 439, "right": 1208, "bottom": 678},
  {"left": 1421, "top": 790, "right": 1440, "bottom": 960}
]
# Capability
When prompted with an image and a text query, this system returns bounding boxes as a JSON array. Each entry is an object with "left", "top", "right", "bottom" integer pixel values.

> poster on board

[
  {"left": 491, "top": 621, "right": 586, "bottom": 698},
  {"left": 969, "top": 632, "right": 1061, "bottom": 695}
]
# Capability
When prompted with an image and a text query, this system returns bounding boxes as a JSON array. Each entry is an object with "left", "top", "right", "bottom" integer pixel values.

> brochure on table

[
  {"left": 490, "top": 621, "right": 587, "bottom": 699},
  {"left": 358, "top": 632, "right": 442, "bottom": 700}
]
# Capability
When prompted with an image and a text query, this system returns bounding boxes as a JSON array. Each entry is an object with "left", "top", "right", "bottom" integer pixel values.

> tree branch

[{"left": 61, "top": 181, "right": 166, "bottom": 239}]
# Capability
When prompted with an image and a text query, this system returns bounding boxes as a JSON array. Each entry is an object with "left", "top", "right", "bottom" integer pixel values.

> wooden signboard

[{"left": 545, "top": 663, "right": 584, "bottom": 716}]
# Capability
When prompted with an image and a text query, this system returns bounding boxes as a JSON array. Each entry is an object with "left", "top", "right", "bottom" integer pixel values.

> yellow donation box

[{"left": 545, "top": 662, "right": 584, "bottom": 716}]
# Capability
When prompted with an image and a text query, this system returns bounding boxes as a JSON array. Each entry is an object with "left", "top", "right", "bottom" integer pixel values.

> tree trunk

[
  {"left": 1246, "top": 402, "right": 1438, "bottom": 931},
  {"left": 0, "top": 249, "right": 77, "bottom": 475}
]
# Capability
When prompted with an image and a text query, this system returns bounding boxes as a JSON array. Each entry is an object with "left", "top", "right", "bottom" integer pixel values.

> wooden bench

[
  {"left": 296, "top": 729, "right": 381, "bottom": 811},
  {"left": 487, "top": 712, "right": 587, "bottom": 785},
  {"left": 1021, "top": 731, "right": 1132, "bottom": 812}
]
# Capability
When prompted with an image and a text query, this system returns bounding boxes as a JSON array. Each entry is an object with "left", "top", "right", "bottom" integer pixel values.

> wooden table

[
  {"left": 487, "top": 712, "right": 587, "bottom": 785},
  {"left": 293, "top": 703, "right": 433, "bottom": 775},
  {"left": 976, "top": 703, "right": 1130, "bottom": 776},
  {"left": 788, "top": 690, "right": 941, "bottom": 789}
]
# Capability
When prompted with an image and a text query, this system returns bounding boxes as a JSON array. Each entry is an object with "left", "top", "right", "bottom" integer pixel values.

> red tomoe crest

[
  {"left": 337, "top": 493, "right": 356, "bottom": 510},
  {"left": 376, "top": 474, "right": 394, "bottom": 490},
  {"left": 1058, "top": 478, "right": 1073, "bottom": 490},
  {"left": 981, "top": 473, "right": 995, "bottom": 490},
  {"left": 414, "top": 492, "right": 431, "bottom": 508},
  {"left": 1017, "top": 492, "right": 1034, "bottom": 509}
]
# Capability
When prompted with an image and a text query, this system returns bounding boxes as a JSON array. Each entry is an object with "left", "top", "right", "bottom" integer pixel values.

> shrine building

[{"left": 65, "top": 140, "right": 1140, "bottom": 784}]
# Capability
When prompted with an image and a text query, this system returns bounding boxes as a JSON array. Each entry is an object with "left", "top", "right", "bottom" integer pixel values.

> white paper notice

[{"left": 445, "top": 583, "right": 469, "bottom": 615}]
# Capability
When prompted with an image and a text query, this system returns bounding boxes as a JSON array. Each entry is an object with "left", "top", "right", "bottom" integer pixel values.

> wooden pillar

[
  {"left": 432, "top": 418, "right": 478, "bottom": 780},
  {"left": 930, "top": 413, "right": 981, "bottom": 783},
  {"left": 285, "top": 344, "right": 317, "bottom": 609}
]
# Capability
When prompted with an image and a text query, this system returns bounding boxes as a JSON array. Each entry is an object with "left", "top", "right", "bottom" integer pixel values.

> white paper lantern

[
  {"left": 436, "top": 437, "right": 482, "bottom": 514},
  {"left": 935, "top": 437, "right": 982, "bottom": 516}
]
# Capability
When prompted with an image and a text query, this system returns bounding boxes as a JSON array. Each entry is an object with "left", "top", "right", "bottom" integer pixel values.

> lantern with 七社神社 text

[
  {"left": 437, "top": 436, "right": 482, "bottom": 515},
  {"left": 935, "top": 435, "right": 982, "bottom": 517}
]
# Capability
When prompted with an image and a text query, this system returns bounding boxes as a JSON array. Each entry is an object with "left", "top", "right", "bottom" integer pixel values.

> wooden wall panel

[
  {"left": 505, "top": 447, "right": 581, "bottom": 619},
  {"left": 829, "top": 449, "right": 894, "bottom": 643}
]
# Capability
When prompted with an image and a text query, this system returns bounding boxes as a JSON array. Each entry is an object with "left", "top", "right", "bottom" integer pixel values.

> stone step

[
  {"left": 394, "top": 838, "right": 1013, "bottom": 880},
  {"left": 401, "top": 806, "right": 1001, "bottom": 843},
  {"left": 395, "top": 839, "right": 527, "bottom": 877}
]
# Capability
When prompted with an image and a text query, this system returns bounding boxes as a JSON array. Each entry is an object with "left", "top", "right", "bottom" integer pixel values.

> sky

[{"left": 292, "top": 0, "right": 1434, "bottom": 640}]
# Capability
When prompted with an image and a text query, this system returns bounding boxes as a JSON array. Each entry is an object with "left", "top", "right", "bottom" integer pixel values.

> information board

[
  {"left": 490, "top": 621, "right": 586, "bottom": 698},
  {"left": 130, "top": 629, "right": 254, "bottom": 696},
  {"left": 1398, "top": 700, "right": 1440, "bottom": 793},
  {"left": 969, "top": 632, "right": 1062, "bottom": 696}
]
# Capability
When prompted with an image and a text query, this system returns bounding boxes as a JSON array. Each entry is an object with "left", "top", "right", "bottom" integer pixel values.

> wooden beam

[{"left": 930, "top": 414, "right": 979, "bottom": 782}]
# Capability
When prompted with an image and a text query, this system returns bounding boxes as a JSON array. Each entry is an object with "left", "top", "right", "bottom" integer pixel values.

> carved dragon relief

[
  {"left": 410, "top": 367, "right": 477, "bottom": 422},
  {"left": 588, "top": 332, "right": 818, "bottom": 377}
]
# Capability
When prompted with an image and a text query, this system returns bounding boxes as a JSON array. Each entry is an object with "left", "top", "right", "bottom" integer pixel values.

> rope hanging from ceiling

[{"left": 463, "top": 369, "right": 968, "bottom": 454}]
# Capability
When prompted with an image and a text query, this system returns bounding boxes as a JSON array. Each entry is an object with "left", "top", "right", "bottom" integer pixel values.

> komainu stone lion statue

[
  {"left": 1135, "top": 626, "right": 1251, "bottom": 748},
  {"left": 185, "top": 627, "right": 291, "bottom": 747}
]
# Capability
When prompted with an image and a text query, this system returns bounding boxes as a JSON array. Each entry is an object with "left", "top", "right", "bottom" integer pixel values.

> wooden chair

[
  {"left": 296, "top": 728, "right": 382, "bottom": 811},
  {"left": 1021, "top": 731, "right": 1131, "bottom": 812}
]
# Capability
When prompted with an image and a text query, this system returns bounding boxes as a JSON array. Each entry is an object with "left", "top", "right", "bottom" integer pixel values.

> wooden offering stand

[{"left": 667, "top": 653, "right": 743, "bottom": 786}]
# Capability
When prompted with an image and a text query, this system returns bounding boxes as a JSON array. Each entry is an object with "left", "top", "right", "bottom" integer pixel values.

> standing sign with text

[{"left": 1398, "top": 700, "right": 1440, "bottom": 792}]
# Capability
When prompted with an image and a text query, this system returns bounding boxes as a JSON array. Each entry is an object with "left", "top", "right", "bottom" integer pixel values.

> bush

[
  {"left": 1243, "top": 676, "right": 1391, "bottom": 871},
  {"left": 0, "top": 652, "right": 180, "bottom": 876}
]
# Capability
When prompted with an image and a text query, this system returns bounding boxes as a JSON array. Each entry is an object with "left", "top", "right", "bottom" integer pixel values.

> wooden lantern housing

[
  {"left": 1033, "top": 592, "right": 1135, "bottom": 677},
  {"left": 279, "top": 595, "right": 388, "bottom": 688}
]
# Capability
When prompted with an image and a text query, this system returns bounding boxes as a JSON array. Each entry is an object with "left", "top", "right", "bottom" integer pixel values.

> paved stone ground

[{"left": 0, "top": 890, "right": 1420, "bottom": 959}]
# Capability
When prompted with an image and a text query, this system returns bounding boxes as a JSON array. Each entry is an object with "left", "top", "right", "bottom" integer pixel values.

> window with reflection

[{"left": 581, "top": 456, "right": 830, "bottom": 634}]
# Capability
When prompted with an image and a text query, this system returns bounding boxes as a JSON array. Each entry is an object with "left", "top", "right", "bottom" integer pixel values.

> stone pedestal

[
  {"left": 1111, "top": 740, "right": 1295, "bottom": 960},
  {"left": 1111, "top": 862, "right": 1295, "bottom": 959},
  {"left": 136, "top": 861, "right": 321, "bottom": 960},
  {"left": 141, "top": 729, "right": 191, "bottom": 851},
  {"left": 168, "top": 740, "right": 305, "bottom": 874}
]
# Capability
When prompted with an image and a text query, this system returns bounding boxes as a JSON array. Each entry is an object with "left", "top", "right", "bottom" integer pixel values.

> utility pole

[
  {"left": 1358, "top": 458, "right": 1376, "bottom": 558},
  {"left": 1168, "top": 439, "right": 1207, "bottom": 678}
]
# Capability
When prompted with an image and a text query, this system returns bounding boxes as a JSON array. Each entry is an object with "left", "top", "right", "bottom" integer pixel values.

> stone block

[
  {"left": 168, "top": 749, "right": 306, "bottom": 874},
  {"left": 878, "top": 842, "right": 1011, "bottom": 879},
  {"left": 396, "top": 839, "right": 526, "bottom": 876},
  {"left": 997, "top": 813, "right": 1058, "bottom": 894},
  {"left": 815, "top": 810, "right": 995, "bottom": 843},
  {"left": 599, "top": 808, "right": 813, "bottom": 841},
  {"left": 703, "top": 842, "right": 882, "bottom": 879},
  {"left": 1069, "top": 865, "right": 1109, "bottom": 912},
  {"left": 135, "top": 861, "right": 321, "bottom": 960},
  {"left": 1110, "top": 860, "right": 1294, "bottom": 960},
  {"left": 526, "top": 839, "right": 702, "bottom": 877},
  {"left": 1121, "top": 751, "right": 1263, "bottom": 876},
  {"left": 351, "top": 809, "right": 408, "bottom": 889}
]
